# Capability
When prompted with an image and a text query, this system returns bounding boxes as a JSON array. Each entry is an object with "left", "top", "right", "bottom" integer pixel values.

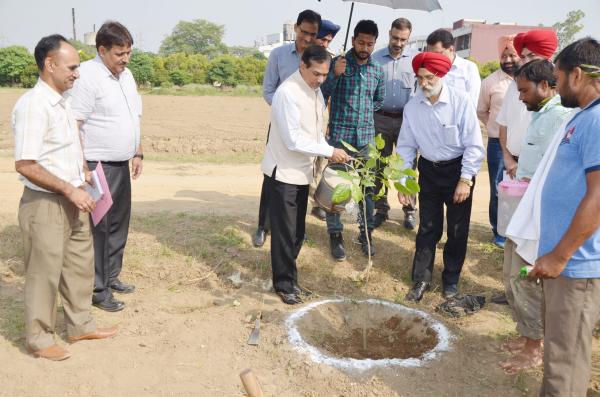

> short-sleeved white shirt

[
  {"left": 68, "top": 56, "right": 142, "bottom": 161},
  {"left": 496, "top": 81, "right": 532, "bottom": 156},
  {"left": 12, "top": 80, "right": 85, "bottom": 192}
]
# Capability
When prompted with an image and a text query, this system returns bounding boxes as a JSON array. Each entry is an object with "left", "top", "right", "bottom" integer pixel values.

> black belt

[
  {"left": 87, "top": 160, "right": 129, "bottom": 166},
  {"left": 420, "top": 156, "right": 462, "bottom": 168},
  {"left": 376, "top": 109, "right": 403, "bottom": 119}
]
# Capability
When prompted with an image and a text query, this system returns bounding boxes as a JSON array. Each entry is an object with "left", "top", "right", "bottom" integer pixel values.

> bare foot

[
  {"left": 500, "top": 336, "right": 526, "bottom": 353},
  {"left": 500, "top": 350, "right": 542, "bottom": 374}
]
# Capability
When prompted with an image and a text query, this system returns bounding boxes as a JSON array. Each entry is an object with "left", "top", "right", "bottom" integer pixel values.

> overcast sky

[{"left": 1, "top": 0, "right": 599, "bottom": 53}]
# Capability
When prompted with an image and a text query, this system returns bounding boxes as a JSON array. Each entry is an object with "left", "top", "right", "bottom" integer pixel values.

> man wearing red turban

[
  {"left": 397, "top": 52, "right": 485, "bottom": 302},
  {"left": 426, "top": 28, "right": 482, "bottom": 106},
  {"left": 514, "top": 29, "right": 558, "bottom": 62}
]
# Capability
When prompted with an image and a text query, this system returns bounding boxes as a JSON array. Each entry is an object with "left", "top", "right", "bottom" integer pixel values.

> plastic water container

[{"left": 497, "top": 180, "right": 529, "bottom": 237}]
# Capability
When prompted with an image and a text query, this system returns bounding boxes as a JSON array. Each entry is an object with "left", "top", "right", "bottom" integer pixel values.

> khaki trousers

[
  {"left": 540, "top": 276, "right": 600, "bottom": 397},
  {"left": 18, "top": 187, "right": 96, "bottom": 351},
  {"left": 503, "top": 239, "right": 544, "bottom": 340}
]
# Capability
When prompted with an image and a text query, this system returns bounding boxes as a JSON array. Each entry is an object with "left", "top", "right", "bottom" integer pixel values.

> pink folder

[{"left": 91, "top": 162, "right": 113, "bottom": 226}]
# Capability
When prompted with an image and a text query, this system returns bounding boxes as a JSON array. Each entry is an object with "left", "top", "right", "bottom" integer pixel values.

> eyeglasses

[{"left": 299, "top": 29, "right": 317, "bottom": 39}]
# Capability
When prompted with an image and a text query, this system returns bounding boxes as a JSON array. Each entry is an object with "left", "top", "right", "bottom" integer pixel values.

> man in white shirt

[
  {"left": 426, "top": 29, "right": 481, "bottom": 106},
  {"left": 397, "top": 52, "right": 485, "bottom": 302},
  {"left": 13, "top": 35, "right": 117, "bottom": 361},
  {"left": 254, "top": 10, "right": 322, "bottom": 248},
  {"left": 261, "top": 45, "right": 350, "bottom": 304},
  {"left": 69, "top": 21, "right": 142, "bottom": 312}
]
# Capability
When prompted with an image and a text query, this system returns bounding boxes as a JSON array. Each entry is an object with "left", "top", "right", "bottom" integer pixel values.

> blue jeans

[
  {"left": 325, "top": 142, "right": 375, "bottom": 234},
  {"left": 487, "top": 138, "right": 504, "bottom": 238}
]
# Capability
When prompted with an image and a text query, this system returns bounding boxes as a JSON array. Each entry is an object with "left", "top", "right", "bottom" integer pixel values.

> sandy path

[{"left": 0, "top": 158, "right": 492, "bottom": 231}]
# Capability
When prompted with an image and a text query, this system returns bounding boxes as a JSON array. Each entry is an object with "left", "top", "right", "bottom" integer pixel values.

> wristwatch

[
  {"left": 459, "top": 177, "right": 473, "bottom": 187},
  {"left": 133, "top": 153, "right": 144, "bottom": 160}
]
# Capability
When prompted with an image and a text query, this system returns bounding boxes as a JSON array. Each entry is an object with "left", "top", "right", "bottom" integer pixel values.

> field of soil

[{"left": 0, "top": 90, "right": 598, "bottom": 396}]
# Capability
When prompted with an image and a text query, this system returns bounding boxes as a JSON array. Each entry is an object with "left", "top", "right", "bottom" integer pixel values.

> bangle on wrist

[
  {"left": 133, "top": 153, "right": 144, "bottom": 160},
  {"left": 459, "top": 177, "right": 473, "bottom": 187}
]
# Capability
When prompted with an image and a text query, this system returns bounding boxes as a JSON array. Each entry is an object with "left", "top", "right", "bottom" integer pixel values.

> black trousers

[
  {"left": 266, "top": 173, "right": 308, "bottom": 294},
  {"left": 88, "top": 161, "right": 132, "bottom": 303},
  {"left": 373, "top": 112, "right": 416, "bottom": 215},
  {"left": 257, "top": 124, "right": 271, "bottom": 231},
  {"left": 411, "top": 157, "right": 474, "bottom": 286}
]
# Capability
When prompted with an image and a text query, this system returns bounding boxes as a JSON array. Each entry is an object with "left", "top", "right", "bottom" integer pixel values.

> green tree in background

[
  {"left": 480, "top": 60, "right": 500, "bottom": 79},
  {"left": 207, "top": 56, "right": 238, "bottom": 86},
  {"left": 163, "top": 52, "right": 209, "bottom": 84},
  {"left": 128, "top": 49, "right": 155, "bottom": 86},
  {"left": 0, "top": 46, "right": 35, "bottom": 86},
  {"left": 69, "top": 40, "right": 96, "bottom": 62},
  {"left": 160, "top": 19, "right": 226, "bottom": 57},
  {"left": 235, "top": 56, "right": 267, "bottom": 85},
  {"left": 553, "top": 10, "right": 585, "bottom": 52},
  {"left": 168, "top": 69, "right": 193, "bottom": 86},
  {"left": 228, "top": 46, "right": 267, "bottom": 60}
]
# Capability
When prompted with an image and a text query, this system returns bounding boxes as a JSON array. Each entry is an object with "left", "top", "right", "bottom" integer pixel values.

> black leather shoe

[
  {"left": 293, "top": 285, "right": 312, "bottom": 297},
  {"left": 358, "top": 230, "right": 376, "bottom": 257},
  {"left": 329, "top": 232, "right": 346, "bottom": 261},
  {"left": 110, "top": 279, "right": 135, "bottom": 294},
  {"left": 93, "top": 297, "right": 125, "bottom": 312},
  {"left": 404, "top": 213, "right": 417, "bottom": 230},
  {"left": 443, "top": 284, "right": 459, "bottom": 299},
  {"left": 491, "top": 292, "right": 509, "bottom": 305},
  {"left": 406, "top": 282, "right": 431, "bottom": 302},
  {"left": 252, "top": 227, "right": 267, "bottom": 248},
  {"left": 276, "top": 291, "right": 302, "bottom": 305},
  {"left": 311, "top": 206, "right": 327, "bottom": 221},
  {"left": 373, "top": 212, "right": 388, "bottom": 229}
]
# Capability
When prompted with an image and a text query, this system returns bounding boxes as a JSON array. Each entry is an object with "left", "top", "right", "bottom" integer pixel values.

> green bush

[
  {"left": 129, "top": 49, "right": 155, "bottom": 86},
  {"left": 169, "top": 69, "right": 193, "bottom": 86},
  {"left": 206, "top": 56, "right": 237, "bottom": 87},
  {"left": 19, "top": 63, "right": 38, "bottom": 88},
  {"left": 0, "top": 46, "right": 36, "bottom": 86}
]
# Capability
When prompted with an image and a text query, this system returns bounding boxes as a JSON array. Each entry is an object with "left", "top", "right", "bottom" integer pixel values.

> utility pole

[{"left": 72, "top": 8, "right": 77, "bottom": 41}]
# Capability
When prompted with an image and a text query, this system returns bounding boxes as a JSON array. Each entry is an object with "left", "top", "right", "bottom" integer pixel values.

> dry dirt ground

[{"left": 0, "top": 90, "right": 599, "bottom": 396}]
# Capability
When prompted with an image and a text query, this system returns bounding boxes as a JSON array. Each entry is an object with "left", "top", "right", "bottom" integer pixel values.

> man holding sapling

[{"left": 261, "top": 45, "right": 350, "bottom": 305}]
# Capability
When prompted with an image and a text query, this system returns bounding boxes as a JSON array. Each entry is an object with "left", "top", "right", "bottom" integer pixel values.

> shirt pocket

[
  {"left": 46, "top": 113, "right": 73, "bottom": 148},
  {"left": 398, "top": 72, "right": 414, "bottom": 90},
  {"left": 442, "top": 125, "right": 461, "bottom": 147}
]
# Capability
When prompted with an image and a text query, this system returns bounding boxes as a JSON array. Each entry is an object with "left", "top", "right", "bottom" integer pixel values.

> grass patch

[
  {"left": 142, "top": 84, "right": 262, "bottom": 97},
  {"left": 0, "top": 296, "right": 25, "bottom": 343}
]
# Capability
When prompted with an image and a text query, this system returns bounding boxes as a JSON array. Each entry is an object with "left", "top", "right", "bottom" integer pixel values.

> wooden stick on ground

[{"left": 239, "top": 368, "right": 264, "bottom": 397}]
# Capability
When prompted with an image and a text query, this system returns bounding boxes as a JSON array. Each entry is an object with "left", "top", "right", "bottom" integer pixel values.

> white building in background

[
  {"left": 256, "top": 21, "right": 295, "bottom": 58},
  {"left": 83, "top": 31, "right": 96, "bottom": 46}
]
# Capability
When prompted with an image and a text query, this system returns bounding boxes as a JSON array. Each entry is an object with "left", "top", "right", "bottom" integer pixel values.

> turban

[
  {"left": 497, "top": 34, "right": 517, "bottom": 58},
  {"left": 513, "top": 29, "right": 558, "bottom": 59},
  {"left": 411, "top": 52, "right": 453, "bottom": 77},
  {"left": 317, "top": 20, "right": 341, "bottom": 39}
]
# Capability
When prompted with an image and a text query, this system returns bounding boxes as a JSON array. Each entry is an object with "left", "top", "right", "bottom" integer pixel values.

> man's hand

[
  {"left": 453, "top": 180, "right": 471, "bottom": 204},
  {"left": 66, "top": 186, "right": 96, "bottom": 213},
  {"left": 334, "top": 57, "right": 347, "bottom": 77},
  {"left": 131, "top": 156, "right": 143, "bottom": 180},
  {"left": 329, "top": 148, "right": 351, "bottom": 163},
  {"left": 504, "top": 155, "right": 518, "bottom": 179},
  {"left": 398, "top": 192, "right": 412, "bottom": 206},
  {"left": 530, "top": 251, "right": 569, "bottom": 279}
]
